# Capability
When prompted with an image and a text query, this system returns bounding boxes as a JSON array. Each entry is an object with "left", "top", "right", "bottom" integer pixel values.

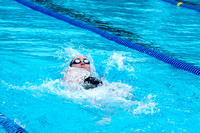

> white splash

[
  {"left": 105, "top": 53, "right": 135, "bottom": 75},
  {"left": 38, "top": 79, "right": 158, "bottom": 115},
  {"left": 1, "top": 76, "right": 158, "bottom": 116}
]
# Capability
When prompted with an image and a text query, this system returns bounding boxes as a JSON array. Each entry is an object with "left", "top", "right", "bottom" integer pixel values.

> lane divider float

[
  {"left": 177, "top": 2, "right": 183, "bottom": 6},
  {"left": 0, "top": 113, "right": 28, "bottom": 133},
  {"left": 12, "top": 0, "right": 200, "bottom": 76},
  {"left": 161, "top": 0, "right": 200, "bottom": 12}
]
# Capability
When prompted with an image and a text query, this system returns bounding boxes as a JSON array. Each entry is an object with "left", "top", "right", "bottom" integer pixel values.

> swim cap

[{"left": 69, "top": 60, "right": 73, "bottom": 67}]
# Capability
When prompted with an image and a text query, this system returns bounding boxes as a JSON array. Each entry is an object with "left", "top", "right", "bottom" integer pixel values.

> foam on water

[{"left": 2, "top": 78, "right": 158, "bottom": 116}]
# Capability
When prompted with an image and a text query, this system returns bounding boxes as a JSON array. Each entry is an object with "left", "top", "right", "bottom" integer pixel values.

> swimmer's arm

[
  {"left": 63, "top": 69, "right": 86, "bottom": 83},
  {"left": 63, "top": 70, "right": 73, "bottom": 83},
  {"left": 100, "top": 76, "right": 105, "bottom": 80}
]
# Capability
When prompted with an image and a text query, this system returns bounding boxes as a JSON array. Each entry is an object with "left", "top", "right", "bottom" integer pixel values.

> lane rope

[
  {"left": 161, "top": 0, "right": 200, "bottom": 12},
  {"left": 12, "top": 0, "right": 200, "bottom": 76},
  {"left": 0, "top": 113, "right": 28, "bottom": 133}
]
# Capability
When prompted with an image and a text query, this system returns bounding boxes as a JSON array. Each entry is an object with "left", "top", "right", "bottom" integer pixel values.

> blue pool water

[{"left": 1, "top": 0, "right": 200, "bottom": 132}]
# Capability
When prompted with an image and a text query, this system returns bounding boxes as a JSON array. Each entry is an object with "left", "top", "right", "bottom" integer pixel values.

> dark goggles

[{"left": 72, "top": 59, "right": 90, "bottom": 65}]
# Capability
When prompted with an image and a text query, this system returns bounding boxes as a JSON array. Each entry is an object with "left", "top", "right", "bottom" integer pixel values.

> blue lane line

[
  {"left": 0, "top": 113, "right": 28, "bottom": 133},
  {"left": 161, "top": 0, "right": 200, "bottom": 12},
  {"left": 13, "top": 0, "right": 200, "bottom": 76}
]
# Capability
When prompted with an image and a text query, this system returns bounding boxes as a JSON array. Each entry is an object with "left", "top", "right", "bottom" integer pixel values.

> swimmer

[{"left": 63, "top": 56, "right": 103, "bottom": 90}]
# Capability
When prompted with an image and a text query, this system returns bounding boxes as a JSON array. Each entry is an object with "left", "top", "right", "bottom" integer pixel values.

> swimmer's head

[{"left": 70, "top": 56, "right": 91, "bottom": 72}]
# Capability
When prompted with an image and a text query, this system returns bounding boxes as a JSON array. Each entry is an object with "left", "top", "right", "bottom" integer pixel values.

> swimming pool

[{"left": 0, "top": 0, "right": 200, "bottom": 132}]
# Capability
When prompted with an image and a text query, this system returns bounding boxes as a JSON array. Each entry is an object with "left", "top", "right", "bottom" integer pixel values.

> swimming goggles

[{"left": 72, "top": 59, "right": 90, "bottom": 65}]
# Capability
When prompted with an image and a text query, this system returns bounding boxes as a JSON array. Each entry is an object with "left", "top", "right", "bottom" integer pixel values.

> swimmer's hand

[{"left": 130, "top": 96, "right": 137, "bottom": 99}]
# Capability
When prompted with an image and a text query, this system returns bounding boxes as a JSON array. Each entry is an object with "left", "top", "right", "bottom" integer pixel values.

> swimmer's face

[{"left": 71, "top": 56, "right": 91, "bottom": 72}]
